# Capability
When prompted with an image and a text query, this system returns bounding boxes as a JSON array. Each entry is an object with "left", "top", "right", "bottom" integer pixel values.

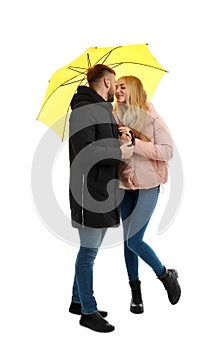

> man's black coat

[{"left": 69, "top": 86, "right": 122, "bottom": 229}]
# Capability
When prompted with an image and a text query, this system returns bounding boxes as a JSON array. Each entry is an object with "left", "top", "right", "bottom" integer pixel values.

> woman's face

[{"left": 115, "top": 78, "right": 127, "bottom": 103}]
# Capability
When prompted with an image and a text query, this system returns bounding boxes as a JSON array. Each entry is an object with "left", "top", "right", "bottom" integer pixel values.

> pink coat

[{"left": 119, "top": 104, "right": 173, "bottom": 190}]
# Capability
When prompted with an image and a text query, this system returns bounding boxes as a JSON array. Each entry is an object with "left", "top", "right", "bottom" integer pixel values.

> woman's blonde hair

[{"left": 114, "top": 76, "right": 150, "bottom": 141}]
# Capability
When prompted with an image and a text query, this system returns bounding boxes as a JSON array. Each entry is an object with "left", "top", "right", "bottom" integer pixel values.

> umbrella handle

[{"left": 127, "top": 130, "right": 135, "bottom": 147}]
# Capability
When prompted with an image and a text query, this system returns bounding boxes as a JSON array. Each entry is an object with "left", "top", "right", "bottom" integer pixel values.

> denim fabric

[
  {"left": 120, "top": 187, "right": 165, "bottom": 280},
  {"left": 72, "top": 228, "right": 106, "bottom": 314}
]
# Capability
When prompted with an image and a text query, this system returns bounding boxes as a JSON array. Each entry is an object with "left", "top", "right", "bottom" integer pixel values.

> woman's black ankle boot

[
  {"left": 158, "top": 268, "right": 181, "bottom": 305},
  {"left": 129, "top": 280, "right": 144, "bottom": 314}
]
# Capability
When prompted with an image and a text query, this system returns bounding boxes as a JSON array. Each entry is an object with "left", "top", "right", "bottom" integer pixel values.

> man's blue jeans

[
  {"left": 120, "top": 187, "right": 165, "bottom": 281},
  {"left": 72, "top": 228, "right": 106, "bottom": 314}
]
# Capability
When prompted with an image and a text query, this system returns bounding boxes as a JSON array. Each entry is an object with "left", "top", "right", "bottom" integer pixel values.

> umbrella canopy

[{"left": 37, "top": 44, "right": 167, "bottom": 140}]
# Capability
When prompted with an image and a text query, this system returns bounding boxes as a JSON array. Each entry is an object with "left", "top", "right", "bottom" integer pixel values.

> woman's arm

[{"left": 133, "top": 106, "right": 173, "bottom": 161}]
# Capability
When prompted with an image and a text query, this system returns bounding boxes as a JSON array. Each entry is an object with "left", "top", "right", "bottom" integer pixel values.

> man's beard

[{"left": 107, "top": 86, "right": 114, "bottom": 102}]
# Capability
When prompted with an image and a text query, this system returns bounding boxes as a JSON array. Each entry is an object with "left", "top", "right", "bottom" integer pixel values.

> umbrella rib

[
  {"left": 87, "top": 53, "right": 91, "bottom": 67},
  {"left": 62, "top": 77, "right": 87, "bottom": 86},
  {"left": 109, "top": 62, "right": 168, "bottom": 73},
  {"left": 108, "top": 63, "right": 123, "bottom": 69},
  {"left": 100, "top": 47, "right": 121, "bottom": 64},
  {"left": 67, "top": 66, "right": 87, "bottom": 74},
  {"left": 100, "top": 51, "right": 113, "bottom": 64},
  {"left": 77, "top": 74, "right": 88, "bottom": 87},
  {"left": 93, "top": 46, "right": 122, "bottom": 65},
  {"left": 62, "top": 104, "right": 71, "bottom": 141},
  {"left": 63, "top": 75, "right": 88, "bottom": 87}
]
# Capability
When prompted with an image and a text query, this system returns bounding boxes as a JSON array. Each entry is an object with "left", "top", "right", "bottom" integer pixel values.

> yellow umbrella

[{"left": 37, "top": 44, "right": 167, "bottom": 140}]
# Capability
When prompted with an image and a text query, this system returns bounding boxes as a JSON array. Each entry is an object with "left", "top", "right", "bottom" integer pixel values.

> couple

[{"left": 68, "top": 64, "right": 181, "bottom": 333}]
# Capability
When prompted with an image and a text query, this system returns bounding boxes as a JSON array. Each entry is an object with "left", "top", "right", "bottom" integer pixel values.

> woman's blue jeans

[
  {"left": 120, "top": 187, "right": 165, "bottom": 281},
  {"left": 72, "top": 228, "right": 106, "bottom": 314}
]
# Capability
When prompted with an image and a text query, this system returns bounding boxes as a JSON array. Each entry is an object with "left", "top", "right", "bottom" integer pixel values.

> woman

[{"left": 114, "top": 76, "right": 181, "bottom": 313}]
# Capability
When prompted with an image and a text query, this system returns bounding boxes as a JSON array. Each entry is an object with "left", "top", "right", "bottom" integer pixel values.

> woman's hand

[
  {"left": 120, "top": 133, "right": 132, "bottom": 142},
  {"left": 118, "top": 126, "right": 132, "bottom": 142},
  {"left": 118, "top": 126, "right": 131, "bottom": 136},
  {"left": 118, "top": 126, "right": 134, "bottom": 144}
]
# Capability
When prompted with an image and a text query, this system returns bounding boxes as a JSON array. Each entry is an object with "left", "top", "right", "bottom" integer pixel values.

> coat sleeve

[{"left": 133, "top": 106, "right": 173, "bottom": 161}]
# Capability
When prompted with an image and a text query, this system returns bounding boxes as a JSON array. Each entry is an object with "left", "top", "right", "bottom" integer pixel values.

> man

[{"left": 68, "top": 64, "right": 133, "bottom": 332}]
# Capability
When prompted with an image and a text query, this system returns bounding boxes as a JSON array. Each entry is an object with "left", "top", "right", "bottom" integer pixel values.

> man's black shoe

[
  {"left": 69, "top": 302, "right": 108, "bottom": 318},
  {"left": 79, "top": 312, "right": 115, "bottom": 332}
]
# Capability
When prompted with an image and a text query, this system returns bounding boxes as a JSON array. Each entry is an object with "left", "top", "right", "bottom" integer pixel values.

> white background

[{"left": 1, "top": 0, "right": 216, "bottom": 349}]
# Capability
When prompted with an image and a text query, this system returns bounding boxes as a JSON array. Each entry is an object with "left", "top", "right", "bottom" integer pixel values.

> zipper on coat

[{"left": 81, "top": 174, "right": 85, "bottom": 228}]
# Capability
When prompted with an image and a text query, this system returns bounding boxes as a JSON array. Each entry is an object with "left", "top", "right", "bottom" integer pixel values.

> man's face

[{"left": 107, "top": 74, "right": 116, "bottom": 102}]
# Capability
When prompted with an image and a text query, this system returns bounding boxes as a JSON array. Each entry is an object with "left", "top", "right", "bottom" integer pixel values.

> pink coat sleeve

[{"left": 133, "top": 104, "right": 173, "bottom": 161}]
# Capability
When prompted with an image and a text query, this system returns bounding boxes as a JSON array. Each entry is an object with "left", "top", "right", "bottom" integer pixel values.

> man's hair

[{"left": 87, "top": 64, "right": 116, "bottom": 87}]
